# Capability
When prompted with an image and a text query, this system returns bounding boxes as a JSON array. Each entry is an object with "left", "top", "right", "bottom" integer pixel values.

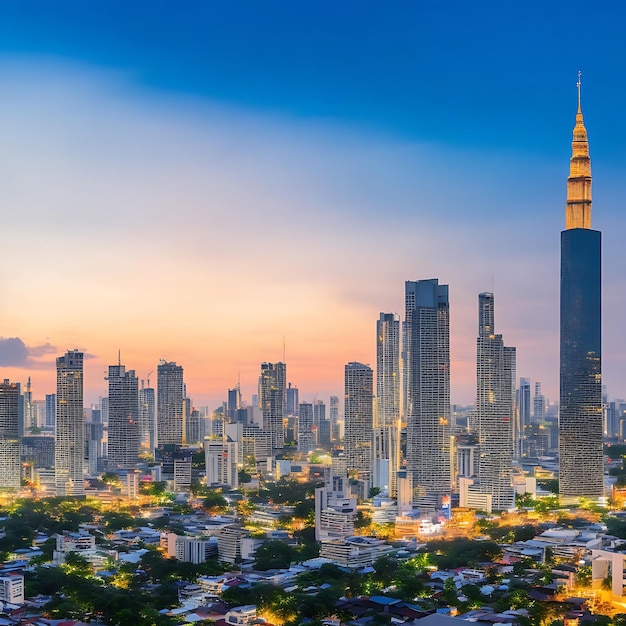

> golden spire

[{"left": 566, "top": 71, "right": 592, "bottom": 229}]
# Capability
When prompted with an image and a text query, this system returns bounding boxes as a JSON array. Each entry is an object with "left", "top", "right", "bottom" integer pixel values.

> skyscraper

[
  {"left": 404, "top": 279, "right": 451, "bottom": 507},
  {"left": 107, "top": 363, "right": 140, "bottom": 468},
  {"left": 344, "top": 362, "right": 373, "bottom": 480},
  {"left": 559, "top": 77, "right": 603, "bottom": 502},
  {"left": 55, "top": 350, "right": 85, "bottom": 496},
  {"left": 375, "top": 312, "right": 401, "bottom": 496},
  {"left": 259, "top": 362, "right": 286, "bottom": 453},
  {"left": 0, "top": 380, "right": 20, "bottom": 491},
  {"left": 298, "top": 402, "right": 316, "bottom": 454},
  {"left": 475, "top": 292, "right": 516, "bottom": 511},
  {"left": 533, "top": 381, "right": 545, "bottom": 422},
  {"left": 157, "top": 361, "right": 184, "bottom": 447},
  {"left": 139, "top": 379, "right": 155, "bottom": 453}
]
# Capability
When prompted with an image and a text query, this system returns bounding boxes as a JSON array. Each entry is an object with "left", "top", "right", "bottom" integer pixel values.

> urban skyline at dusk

[{"left": 1, "top": 2, "right": 625, "bottom": 407}]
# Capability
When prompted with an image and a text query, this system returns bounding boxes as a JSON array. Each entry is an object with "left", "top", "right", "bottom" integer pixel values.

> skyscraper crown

[{"left": 566, "top": 72, "right": 592, "bottom": 230}]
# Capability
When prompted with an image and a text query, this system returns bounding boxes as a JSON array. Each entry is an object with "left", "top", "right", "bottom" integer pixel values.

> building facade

[
  {"left": 404, "top": 279, "right": 451, "bottom": 507},
  {"left": 375, "top": 312, "right": 401, "bottom": 497},
  {"left": 344, "top": 362, "right": 373, "bottom": 480},
  {"left": 259, "top": 362, "right": 286, "bottom": 452},
  {"left": 107, "top": 363, "right": 140, "bottom": 468},
  {"left": 474, "top": 292, "right": 516, "bottom": 510},
  {"left": 559, "top": 81, "right": 603, "bottom": 502},
  {"left": 55, "top": 350, "right": 85, "bottom": 496},
  {"left": 157, "top": 360, "right": 184, "bottom": 447},
  {"left": 0, "top": 380, "right": 20, "bottom": 491}
]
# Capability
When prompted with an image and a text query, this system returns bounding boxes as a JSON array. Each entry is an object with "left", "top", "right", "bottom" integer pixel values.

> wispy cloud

[{"left": 0, "top": 337, "right": 56, "bottom": 369}]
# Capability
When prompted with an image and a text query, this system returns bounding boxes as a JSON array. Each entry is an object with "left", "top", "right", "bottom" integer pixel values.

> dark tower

[{"left": 559, "top": 75, "right": 603, "bottom": 503}]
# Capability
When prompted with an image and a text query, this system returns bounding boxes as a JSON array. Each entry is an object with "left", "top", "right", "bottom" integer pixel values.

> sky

[{"left": 0, "top": 1, "right": 625, "bottom": 409}]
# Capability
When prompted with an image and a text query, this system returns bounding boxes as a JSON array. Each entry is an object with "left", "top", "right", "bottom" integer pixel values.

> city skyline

[{"left": 1, "top": 3, "right": 626, "bottom": 408}]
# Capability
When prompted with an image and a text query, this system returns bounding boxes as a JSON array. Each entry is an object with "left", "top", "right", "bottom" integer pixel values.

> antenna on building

[
  {"left": 118, "top": 349, "right": 121, "bottom": 366},
  {"left": 283, "top": 336, "right": 286, "bottom": 363}
]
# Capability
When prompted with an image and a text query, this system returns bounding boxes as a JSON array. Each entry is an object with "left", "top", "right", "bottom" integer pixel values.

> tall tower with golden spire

[
  {"left": 566, "top": 72, "right": 592, "bottom": 229},
  {"left": 559, "top": 73, "right": 603, "bottom": 504}
]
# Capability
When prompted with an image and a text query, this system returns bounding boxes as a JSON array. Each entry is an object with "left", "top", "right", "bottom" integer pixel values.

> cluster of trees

[{"left": 24, "top": 547, "right": 228, "bottom": 625}]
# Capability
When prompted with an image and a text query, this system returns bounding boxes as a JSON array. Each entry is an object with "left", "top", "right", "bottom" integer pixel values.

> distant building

[
  {"left": 0, "top": 380, "right": 20, "bottom": 491},
  {"left": 139, "top": 380, "right": 156, "bottom": 453},
  {"left": 298, "top": 402, "right": 315, "bottom": 454},
  {"left": 375, "top": 312, "right": 401, "bottom": 497},
  {"left": 157, "top": 361, "right": 184, "bottom": 446},
  {"left": 107, "top": 363, "right": 140, "bottom": 468},
  {"left": 259, "top": 362, "right": 286, "bottom": 452},
  {"left": 474, "top": 292, "right": 516, "bottom": 511},
  {"left": 344, "top": 362, "right": 373, "bottom": 480}
]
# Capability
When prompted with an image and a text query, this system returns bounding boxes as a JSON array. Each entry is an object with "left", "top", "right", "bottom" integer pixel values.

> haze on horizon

[{"left": 0, "top": 2, "right": 625, "bottom": 410}]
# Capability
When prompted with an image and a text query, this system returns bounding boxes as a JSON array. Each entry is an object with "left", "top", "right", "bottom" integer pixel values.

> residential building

[
  {"left": 298, "top": 402, "right": 315, "bottom": 454},
  {"left": 157, "top": 360, "right": 184, "bottom": 447},
  {"left": 474, "top": 292, "right": 516, "bottom": 510},
  {"left": 375, "top": 312, "right": 401, "bottom": 497},
  {"left": 404, "top": 279, "right": 451, "bottom": 508},
  {"left": 55, "top": 350, "right": 85, "bottom": 496},
  {"left": 259, "top": 362, "right": 286, "bottom": 452},
  {"left": 0, "top": 380, "right": 20, "bottom": 491},
  {"left": 107, "top": 363, "right": 140, "bottom": 468},
  {"left": 344, "top": 362, "right": 373, "bottom": 481}
]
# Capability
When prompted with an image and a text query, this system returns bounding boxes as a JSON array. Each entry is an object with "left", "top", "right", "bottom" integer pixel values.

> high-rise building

[
  {"left": 286, "top": 383, "right": 299, "bottom": 417},
  {"left": 474, "top": 292, "right": 516, "bottom": 511},
  {"left": 517, "top": 378, "right": 531, "bottom": 431},
  {"left": 55, "top": 350, "right": 85, "bottom": 496},
  {"left": 559, "top": 78, "right": 603, "bottom": 502},
  {"left": 375, "top": 312, "right": 401, "bottom": 497},
  {"left": 329, "top": 395, "right": 340, "bottom": 442},
  {"left": 157, "top": 361, "right": 184, "bottom": 447},
  {"left": 139, "top": 379, "right": 155, "bottom": 453},
  {"left": 23, "top": 376, "right": 35, "bottom": 433},
  {"left": 0, "top": 380, "right": 20, "bottom": 491},
  {"left": 259, "top": 362, "right": 286, "bottom": 452},
  {"left": 298, "top": 402, "right": 316, "bottom": 454},
  {"left": 344, "top": 362, "right": 373, "bottom": 479},
  {"left": 404, "top": 279, "right": 451, "bottom": 507},
  {"left": 107, "top": 363, "right": 140, "bottom": 468},
  {"left": 533, "top": 382, "right": 545, "bottom": 422},
  {"left": 45, "top": 393, "right": 56, "bottom": 429}
]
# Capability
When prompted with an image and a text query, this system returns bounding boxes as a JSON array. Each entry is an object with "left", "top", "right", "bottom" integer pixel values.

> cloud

[{"left": 0, "top": 337, "right": 57, "bottom": 368}]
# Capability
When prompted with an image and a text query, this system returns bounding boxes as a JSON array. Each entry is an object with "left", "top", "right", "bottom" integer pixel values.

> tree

[
  {"left": 203, "top": 490, "right": 228, "bottom": 513},
  {"left": 238, "top": 469, "right": 252, "bottom": 484},
  {"left": 255, "top": 540, "right": 295, "bottom": 570}
]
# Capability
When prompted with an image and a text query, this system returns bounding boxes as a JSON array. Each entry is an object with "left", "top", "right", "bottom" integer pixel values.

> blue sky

[{"left": 0, "top": 1, "right": 624, "bottom": 406}]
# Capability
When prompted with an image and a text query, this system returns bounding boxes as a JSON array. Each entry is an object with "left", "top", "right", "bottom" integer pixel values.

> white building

[{"left": 0, "top": 573, "right": 24, "bottom": 604}]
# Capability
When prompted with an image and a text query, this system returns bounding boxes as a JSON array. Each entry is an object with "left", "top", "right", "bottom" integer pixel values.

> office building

[
  {"left": 55, "top": 350, "right": 85, "bottom": 496},
  {"left": 559, "top": 79, "right": 603, "bottom": 503},
  {"left": 157, "top": 360, "right": 184, "bottom": 447},
  {"left": 298, "top": 402, "right": 315, "bottom": 454},
  {"left": 344, "top": 362, "right": 373, "bottom": 480},
  {"left": 139, "top": 380, "right": 155, "bottom": 453},
  {"left": 533, "top": 381, "right": 545, "bottom": 422},
  {"left": 330, "top": 395, "right": 340, "bottom": 442},
  {"left": 45, "top": 393, "right": 56, "bottom": 429},
  {"left": 286, "top": 383, "right": 299, "bottom": 417},
  {"left": 375, "top": 312, "right": 401, "bottom": 497},
  {"left": 107, "top": 363, "right": 140, "bottom": 468},
  {"left": 259, "top": 362, "right": 286, "bottom": 452},
  {"left": 0, "top": 380, "right": 20, "bottom": 491},
  {"left": 474, "top": 292, "right": 516, "bottom": 511},
  {"left": 404, "top": 279, "right": 451, "bottom": 506}
]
